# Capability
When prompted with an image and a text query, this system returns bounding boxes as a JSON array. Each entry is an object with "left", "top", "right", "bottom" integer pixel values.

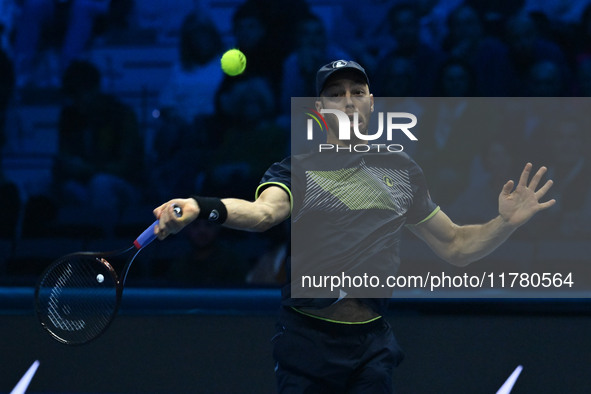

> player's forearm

[
  {"left": 154, "top": 186, "right": 290, "bottom": 240},
  {"left": 445, "top": 215, "right": 517, "bottom": 266},
  {"left": 221, "top": 198, "right": 285, "bottom": 232}
]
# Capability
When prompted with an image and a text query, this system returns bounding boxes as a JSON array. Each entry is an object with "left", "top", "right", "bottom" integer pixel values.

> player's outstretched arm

[
  {"left": 153, "top": 186, "right": 291, "bottom": 240},
  {"left": 409, "top": 163, "right": 556, "bottom": 266}
]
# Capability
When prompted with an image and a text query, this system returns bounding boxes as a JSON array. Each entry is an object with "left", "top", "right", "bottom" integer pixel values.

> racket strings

[
  {"left": 37, "top": 256, "right": 119, "bottom": 344},
  {"left": 45, "top": 263, "right": 82, "bottom": 331}
]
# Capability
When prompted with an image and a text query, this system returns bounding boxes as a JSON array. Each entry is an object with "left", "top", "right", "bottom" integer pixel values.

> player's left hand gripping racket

[{"left": 35, "top": 206, "right": 181, "bottom": 345}]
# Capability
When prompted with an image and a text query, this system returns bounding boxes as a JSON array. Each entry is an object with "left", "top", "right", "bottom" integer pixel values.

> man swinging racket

[{"left": 153, "top": 60, "right": 555, "bottom": 393}]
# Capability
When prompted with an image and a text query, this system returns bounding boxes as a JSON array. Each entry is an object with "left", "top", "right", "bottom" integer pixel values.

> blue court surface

[{"left": 1, "top": 286, "right": 590, "bottom": 393}]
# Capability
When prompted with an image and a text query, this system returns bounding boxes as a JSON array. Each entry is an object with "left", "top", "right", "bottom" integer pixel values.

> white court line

[
  {"left": 496, "top": 365, "right": 523, "bottom": 394},
  {"left": 10, "top": 360, "right": 40, "bottom": 394}
]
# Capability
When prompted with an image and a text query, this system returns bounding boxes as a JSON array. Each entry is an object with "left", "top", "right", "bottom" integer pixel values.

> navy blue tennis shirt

[{"left": 256, "top": 148, "right": 439, "bottom": 316}]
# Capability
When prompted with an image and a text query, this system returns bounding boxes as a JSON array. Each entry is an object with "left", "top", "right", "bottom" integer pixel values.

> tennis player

[{"left": 153, "top": 60, "right": 555, "bottom": 393}]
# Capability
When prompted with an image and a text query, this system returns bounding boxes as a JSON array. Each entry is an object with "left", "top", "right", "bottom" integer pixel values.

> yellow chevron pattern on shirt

[
  {"left": 298, "top": 159, "right": 413, "bottom": 217},
  {"left": 307, "top": 168, "right": 395, "bottom": 210}
]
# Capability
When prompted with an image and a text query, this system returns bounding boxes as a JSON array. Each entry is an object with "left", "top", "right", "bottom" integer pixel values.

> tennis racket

[{"left": 35, "top": 205, "right": 182, "bottom": 345}]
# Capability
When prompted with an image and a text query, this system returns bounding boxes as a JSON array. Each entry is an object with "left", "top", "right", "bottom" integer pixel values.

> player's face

[{"left": 316, "top": 71, "right": 374, "bottom": 145}]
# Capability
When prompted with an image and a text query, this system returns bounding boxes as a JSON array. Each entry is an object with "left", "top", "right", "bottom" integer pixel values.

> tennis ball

[{"left": 220, "top": 49, "right": 247, "bottom": 76}]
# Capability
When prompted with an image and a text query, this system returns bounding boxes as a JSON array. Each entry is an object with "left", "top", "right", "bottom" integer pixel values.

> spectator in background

[
  {"left": 90, "top": 0, "right": 145, "bottom": 46},
  {"left": 380, "top": 3, "right": 446, "bottom": 96},
  {"left": 373, "top": 56, "right": 418, "bottom": 97},
  {"left": 441, "top": 3, "right": 515, "bottom": 96},
  {"left": 408, "top": 0, "right": 461, "bottom": 51},
  {"left": 466, "top": 0, "right": 524, "bottom": 39},
  {"left": 279, "top": 12, "right": 349, "bottom": 114},
  {"left": 520, "top": 0, "right": 589, "bottom": 26},
  {"left": 326, "top": 0, "right": 437, "bottom": 75},
  {"left": 228, "top": 0, "right": 310, "bottom": 97},
  {"left": 157, "top": 11, "right": 224, "bottom": 123},
  {"left": 53, "top": 60, "right": 143, "bottom": 224},
  {"left": 13, "top": 0, "right": 112, "bottom": 87},
  {"left": 505, "top": 13, "right": 571, "bottom": 96},
  {"left": 432, "top": 57, "right": 479, "bottom": 97},
  {"left": 206, "top": 76, "right": 288, "bottom": 200},
  {"left": 525, "top": 59, "right": 567, "bottom": 96},
  {"left": 0, "top": 0, "right": 18, "bottom": 53}
]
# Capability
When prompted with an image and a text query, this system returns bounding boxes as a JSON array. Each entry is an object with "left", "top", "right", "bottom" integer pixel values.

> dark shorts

[{"left": 272, "top": 306, "right": 405, "bottom": 394}]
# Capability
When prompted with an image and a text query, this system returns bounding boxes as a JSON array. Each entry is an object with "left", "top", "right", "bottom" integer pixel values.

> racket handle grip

[
  {"left": 133, "top": 204, "right": 183, "bottom": 249},
  {"left": 134, "top": 221, "right": 158, "bottom": 249}
]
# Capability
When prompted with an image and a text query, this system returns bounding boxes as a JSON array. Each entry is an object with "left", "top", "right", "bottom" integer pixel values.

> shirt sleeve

[
  {"left": 405, "top": 158, "right": 439, "bottom": 225},
  {"left": 255, "top": 157, "right": 293, "bottom": 212}
]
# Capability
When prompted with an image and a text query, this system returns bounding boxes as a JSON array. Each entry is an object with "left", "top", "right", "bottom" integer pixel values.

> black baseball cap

[{"left": 316, "top": 60, "right": 370, "bottom": 96}]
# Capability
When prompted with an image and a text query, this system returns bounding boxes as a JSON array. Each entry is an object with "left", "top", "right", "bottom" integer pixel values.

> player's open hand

[{"left": 498, "top": 163, "right": 556, "bottom": 227}]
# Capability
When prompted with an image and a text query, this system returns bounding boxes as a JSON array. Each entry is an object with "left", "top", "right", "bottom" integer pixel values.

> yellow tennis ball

[{"left": 220, "top": 49, "right": 247, "bottom": 76}]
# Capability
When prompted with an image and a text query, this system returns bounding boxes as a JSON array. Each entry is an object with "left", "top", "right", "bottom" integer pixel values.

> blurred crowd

[{"left": 1, "top": 0, "right": 590, "bottom": 286}]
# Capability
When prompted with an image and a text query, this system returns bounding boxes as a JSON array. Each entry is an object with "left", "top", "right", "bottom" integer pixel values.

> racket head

[{"left": 35, "top": 253, "right": 121, "bottom": 345}]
